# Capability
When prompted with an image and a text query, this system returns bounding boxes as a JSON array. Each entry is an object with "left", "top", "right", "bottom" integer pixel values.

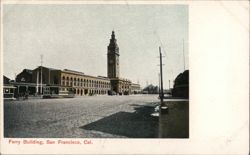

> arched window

[
  {"left": 61, "top": 76, "right": 65, "bottom": 86},
  {"left": 70, "top": 77, "right": 73, "bottom": 86},
  {"left": 66, "top": 77, "right": 69, "bottom": 86}
]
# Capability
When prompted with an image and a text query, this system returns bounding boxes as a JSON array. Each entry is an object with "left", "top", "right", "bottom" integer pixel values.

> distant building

[
  {"left": 131, "top": 83, "right": 141, "bottom": 94},
  {"left": 142, "top": 84, "right": 159, "bottom": 94}
]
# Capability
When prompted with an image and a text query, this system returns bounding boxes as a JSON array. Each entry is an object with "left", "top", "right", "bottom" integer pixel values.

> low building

[
  {"left": 3, "top": 76, "right": 16, "bottom": 100},
  {"left": 131, "top": 83, "right": 141, "bottom": 94}
]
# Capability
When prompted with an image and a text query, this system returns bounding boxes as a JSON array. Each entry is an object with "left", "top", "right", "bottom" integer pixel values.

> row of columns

[
  {"left": 73, "top": 88, "right": 108, "bottom": 96},
  {"left": 61, "top": 80, "right": 110, "bottom": 89}
]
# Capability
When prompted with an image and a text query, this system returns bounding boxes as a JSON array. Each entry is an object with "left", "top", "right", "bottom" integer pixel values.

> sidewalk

[
  {"left": 15, "top": 95, "right": 43, "bottom": 100},
  {"left": 159, "top": 99, "right": 189, "bottom": 138}
]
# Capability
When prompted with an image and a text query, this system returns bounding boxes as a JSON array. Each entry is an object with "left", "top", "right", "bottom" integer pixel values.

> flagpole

[{"left": 40, "top": 55, "right": 43, "bottom": 94}]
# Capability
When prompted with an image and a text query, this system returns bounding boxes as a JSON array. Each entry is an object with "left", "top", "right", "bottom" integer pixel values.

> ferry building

[{"left": 9, "top": 31, "right": 140, "bottom": 97}]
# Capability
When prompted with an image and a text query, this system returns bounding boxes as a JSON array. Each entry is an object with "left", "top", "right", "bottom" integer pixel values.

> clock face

[{"left": 109, "top": 60, "right": 114, "bottom": 64}]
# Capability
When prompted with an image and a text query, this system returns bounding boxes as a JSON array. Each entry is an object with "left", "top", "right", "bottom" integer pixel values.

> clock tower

[{"left": 107, "top": 31, "right": 120, "bottom": 78}]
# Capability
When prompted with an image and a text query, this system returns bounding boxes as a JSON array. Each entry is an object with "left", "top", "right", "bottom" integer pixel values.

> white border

[{"left": 1, "top": 0, "right": 249, "bottom": 154}]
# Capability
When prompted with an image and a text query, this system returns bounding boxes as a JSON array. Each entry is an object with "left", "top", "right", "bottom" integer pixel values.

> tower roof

[
  {"left": 108, "top": 30, "right": 119, "bottom": 52},
  {"left": 111, "top": 30, "right": 116, "bottom": 39}
]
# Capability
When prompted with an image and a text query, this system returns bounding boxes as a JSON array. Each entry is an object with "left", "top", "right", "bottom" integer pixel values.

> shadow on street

[{"left": 80, "top": 104, "right": 159, "bottom": 138}]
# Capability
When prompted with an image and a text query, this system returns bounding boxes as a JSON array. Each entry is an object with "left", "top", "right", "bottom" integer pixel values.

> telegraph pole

[
  {"left": 183, "top": 39, "right": 186, "bottom": 71},
  {"left": 159, "top": 46, "right": 164, "bottom": 104},
  {"left": 40, "top": 55, "right": 43, "bottom": 94},
  {"left": 158, "top": 73, "right": 160, "bottom": 98}
]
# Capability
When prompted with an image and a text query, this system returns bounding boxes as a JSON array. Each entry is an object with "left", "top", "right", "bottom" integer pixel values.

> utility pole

[
  {"left": 36, "top": 71, "right": 39, "bottom": 95},
  {"left": 183, "top": 39, "right": 186, "bottom": 71},
  {"left": 40, "top": 55, "right": 43, "bottom": 95},
  {"left": 169, "top": 80, "right": 170, "bottom": 89},
  {"left": 159, "top": 46, "right": 164, "bottom": 104},
  {"left": 158, "top": 73, "right": 160, "bottom": 97}
]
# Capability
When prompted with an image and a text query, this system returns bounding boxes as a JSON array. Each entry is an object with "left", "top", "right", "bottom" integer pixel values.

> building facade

[
  {"left": 23, "top": 66, "right": 111, "bottom": 96},
  {"left": 131, "top": 83, "right": 141, "bottom": 94},
  {"left": 13, "top": 69, "right": 37, "bottom": 96},
  {"left": 60, "top": 69, "right": 111, "bottom": 96}
]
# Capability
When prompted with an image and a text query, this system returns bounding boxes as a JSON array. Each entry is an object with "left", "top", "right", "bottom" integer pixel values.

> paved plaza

[{"left": 4, "top": 95, "right": 159, "bottom": 138}]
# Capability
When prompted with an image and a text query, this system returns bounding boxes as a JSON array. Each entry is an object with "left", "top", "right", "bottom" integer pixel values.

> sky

[{"left": 3, "top": 4, "right": 188, "bottom": 88}]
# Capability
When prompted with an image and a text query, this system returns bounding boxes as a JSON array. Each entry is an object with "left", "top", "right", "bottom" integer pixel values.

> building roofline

[
  {"left": 36, "top": 66, "right": 61, "bottom": 71},
  {"left": 63, "top": 69, "right": 85, "bottom": 76},
  {"left": 62, "top": 70, "right": 110, "bottom": 81}
]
